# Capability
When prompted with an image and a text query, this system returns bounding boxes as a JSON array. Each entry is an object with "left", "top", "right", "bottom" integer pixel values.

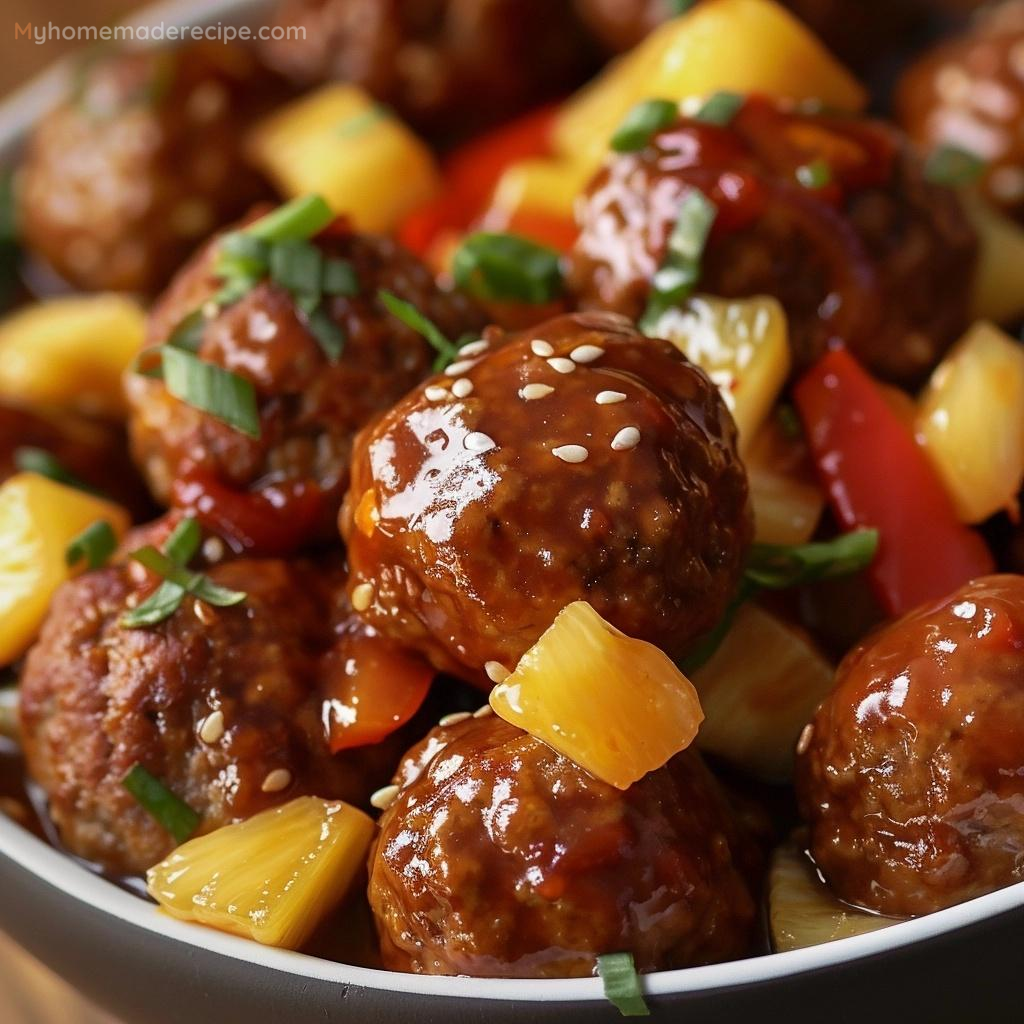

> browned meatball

[
  {"left": 796, "top": 574, "right": 1024, "bottom": 917},
  {"left": 897, "top": 1, "right": 1024, "bottom": 225},
  {"left": 19, "top": 549, "right": 412, "bottom": 876},
  {"left": 18, "top": 43, "right": 280, "bottom": 295},
  {"left": 0, "top": 401, "right": 153, "bottom": 519},
  {"left": 260, "top": 0, "right": 595, "bottom": 140},
  {"left": 126, "top": 220, "right": 482, "bottom": 554},
  {"left": 368, "top": 715, "right": 757, "bottom": 977},
  {"left": 568, "top": 96, "right": 977, "bottom": 384},
  {"left": 340, "top": 311, "right": 751, "bottom": 684}
]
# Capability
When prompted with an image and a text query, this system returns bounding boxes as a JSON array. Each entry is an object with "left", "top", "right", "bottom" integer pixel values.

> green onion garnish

[
  {"left": 245, "top": 194, "right": 334, "bottom": 244},
  {"left": 13, "top": 447, "right": 102, "bottom": 496},
  {"left": 269, "top": 238, "right": 323, "bottom": 296},
  {"left": 215, "top": 232, "right": 271, "bottom": 280},
  {"left": 65, "top": 520, "right": 117, "bottom": 571},
  {"left": 378, "top": 290, "right": 459, "bottom": 371},
  {"left": 122, "top": 764, "right": 200, "bottom": 843},
  {"left": 796, "top": 158, "right": 833, "bottom": 190},
  {"left": 639, "top": 187, "right": 717, "bottom": 334},
  {"left": 452, "top": 232, "right": 563, "bottom": 305},
  {"left": 305, "top": 305, "right": 346, "bottom": 361},
  {"left": 336, "top": 104, "right": 389, "bottom": 138},
  {"left": 695, "top": 91, "right": 744, "bottom": 127},
  {"left": 161, "top": 346, "right": 261, "bottom": 439},
  {"left": 0, "top": 167, "right": 19, "bottom": 314},
  {"left": 610, "top": 98, "right": 679, "bottom": 153},
  {"left": 597, "top": 953, "right": 650, "bottom": 1018},
  {"left": 165, "top": 309, "right": 206, "bottom": 354},
  {"left": 121, "top": 516, "right": 246, "bottom": 629},
  {"left": 745, "top": 528, "right": 880, "bottom": 590},
  {"left": 924, "top": 144, "right": 986, "bottom": 187},
  {"left": 667, "top": 0, "right": 696, "bottom": 12},
  {"left": 322, "top": 257, "right": 359, "bottom": 297}
]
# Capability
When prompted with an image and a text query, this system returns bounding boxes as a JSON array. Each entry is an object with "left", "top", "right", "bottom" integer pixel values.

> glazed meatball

[
  {"left": 369, "top": 715, "right": 757, "bottom": 976},
  {"left": 126, "top": 221, "right": 482, "bottom": 554},
  {"left": 897, "top": 1, "right": 1024, "bottom": 225},
  {"left": 19, "top": 549, "right": 413, "bottom": 876},
  {"left": 568, "top": 96, "right": 977, "bottom": 383},
  {"left": 341, "top": 311, "right": 751, "bottom": 683},
  {"left": 18, "top": 43, "right": 279, "bottom": 295},
  {"left": 796, "top": 575, "right": 1024, "bottom": 917},
  {"left": 260, "top": 0, "right": 595, "bottom": 140},
  {"left": 0, "top": 402, "right": 152, "bottom": 519}
]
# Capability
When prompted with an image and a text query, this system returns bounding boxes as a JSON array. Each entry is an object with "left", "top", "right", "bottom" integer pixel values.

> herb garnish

[
  {"left": 610, "top": 98, "right": 679, "bottom": 153},
  {"left": 65, "top": 520, "right": 117, "bottom": 571},
  {"left": 695, "top": 91, "right": 744, "bottom": 127},
  {"left": 597, "top": 952, "right": 650, "bottom": 1017},
  {"left": 452, "top": 232, "right": 563, "bottom": 305},
  {"left": 379, "top": 290, "right": 467, "bottom": 372},
  {"left": 122, "top": 764, "right": 200, "bottom": 843},
  {"left": 14, "top": 447, "right": 104, "bottom": 497},
  {"left": 924, "top": 144, "right": 986, "bottom": 187},
  {"left": 796, "top": 158, "right": 833, "bottom": 190}
]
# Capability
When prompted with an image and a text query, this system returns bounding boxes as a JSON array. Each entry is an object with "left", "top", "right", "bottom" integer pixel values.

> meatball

[
  {"left": 260, "top": 0, "right": 595, "bottom": 140},
  {"left": 19, "top": 549, "right": 415, "bottom": 876},
  {"left": 126, "top": 221, "right": 482, "bottom": 554},
  {"left": 796, "top": 574, "right": 1024, "bottom": 917},
  {"left": 368, "top": 715, "right": 757, "bottom": 976},
  {"left": 18, "top": 43, "right": 280, "bottom": 295},
  {"left": 0, "top": 401, "right": 153, "bottom": 519},
  {"left": 897, "top": 1, "right": 1024, "bottom": 225},
  {"left": 341, "top": 311, "right": 751, "bottom": 683},
  {"left": 568, "top": 96, "right": 977, "bottom": 383}
]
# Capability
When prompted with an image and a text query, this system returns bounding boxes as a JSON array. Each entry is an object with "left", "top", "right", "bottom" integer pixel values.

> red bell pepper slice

[
  {"left": 321, "top": 630, "right": 434, "bottom": 752},
  {"left": 793, "top": 347, "right": 994, "bottom": 616}
]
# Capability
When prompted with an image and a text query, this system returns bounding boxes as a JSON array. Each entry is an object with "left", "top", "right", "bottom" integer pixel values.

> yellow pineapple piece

[
  {"left": 0, "top": 473, "right": 130, "bottom": 666},
  {"left": 489, "top": 601, "right": 703, "bottom": 790},
  {"left": 147, "top": 797, "right": 375, "bottom": 950},
  {"left": 770, "top": 839, "right": 896, "bottom": 953},
  {"left": 487, "top": 157, "right": 594, "bottom": 223},
  {"left": 247, "top": 84, "right": 440, "bottom": 233},
  {"left": 692, "top": 603, "right": 833, "bottom": 781},
  {"left": 915, "top": 321, "right": 1024, "bottom": 524},
  {"left": 653, "top": 295, "right": 790, "bottom": 452},
  {"left": 0, "top": 294, "right": 145, "bottom": 418}
]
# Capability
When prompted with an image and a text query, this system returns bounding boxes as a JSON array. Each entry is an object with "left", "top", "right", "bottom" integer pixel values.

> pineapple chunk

[
  {"left": 745, "top": 416, "right": 824, "bottom": 545},
  {"left": 0, "top": 294, "right": 145, "bottom": 419},
  {"left": 489, "top": 601, "right": 703, "bottom": 790},
  {"left": 692, "top": 603, "right": 833, "bottom": 781},
  {"left": 247, "top": 84, "right": 440, "bottom": 233},
  {"left": 770, "top": 840, "right": 896, "bottom": 953},
  {"left": 915, "top": 321, "right": 1024, "bottom": 524},
  {"left": 652, "top": 295, "right": 790, "bottom": 452},
  {"left": 0, "top": 473, "right": 130, "bottom": 666},
  {"left": 487, "top": 157, "right": 594, "bottom": 223},
  {"left": 553, "top": 0, "right": 866, "bottom": 169},
  {"left": 964, "top": 191, "right": 1024, "bottom": 325},
  {"left": 147, "top": 797, "right": 375, "bottom": 950}
]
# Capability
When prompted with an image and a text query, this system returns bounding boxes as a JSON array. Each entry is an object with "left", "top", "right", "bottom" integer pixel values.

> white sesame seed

[
  {"left": 611, "top": 426, "right": 641, "bottom": 451},
  {"left": 570, "top": 344, "right": 604, "bottom": 364},
  {"left": 193, "top": 600, "right": 217, "bottom": 626},
  {"left": 464, "top": 431, "right": 496, "bottom": 453},
  {"left": 370, "top": 783, "right": 400, "bottom": 811},
  {"left": 530, "top": 339, "right": 554, "bottom": 357},
  {"left": 201, "top": 300, "right": 219, "bottom": 319},
  {"left": 424, "top": 385, "right": 448, "bottom": 401},
  {"left": 261, "top": 768, "right": 292, "bottom": 794},
  {"left": 451, "top": 378, "right": 474, "bottom": 398},
  {"left": 473, "top": 704, "right": 494, "bottom": 719},
  {"left": 796, "top": 722, "right": 814, "bottom": 756},
  {"left": 201, "top": 537, "right": 225, "bottom": 563},
  {"left": 445, "top": 359, "right": 478, "bottom": 377},
  {"left": 198, "top": 710, "right": 225, "bottom": 745},
  {"left": 351, "top": 582, "right": 375, "bottom": 612},
  {"left": 547, "top": 357, "right": 576, "bottom": 374},
  {"left": 596, "top": 390, "right": 627, "bottom": 405},
  {"left": 552, "top": 444, "right": 589, "bottom": 464},
  {"left": 439, "top": 711, "right": 473, "bottom": 727},
  {"left": 458, "top": 339, "right": 489, "bottom": 357},
  {"left": 484, "top": 661, "right": 510, "bottom": 683},
  {"left": 519, "top": 383, "right": 554, "bottom": 401}
]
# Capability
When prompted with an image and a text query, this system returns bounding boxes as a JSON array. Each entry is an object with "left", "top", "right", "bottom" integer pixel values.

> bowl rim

[{"left": 4, "top": 0, "right": 1024, "bottom": 1005}]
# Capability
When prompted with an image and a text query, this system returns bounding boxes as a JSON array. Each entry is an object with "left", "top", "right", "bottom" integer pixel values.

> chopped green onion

[
  {"left": 336, "top": 104, "right": 389, "bottom": 138},
  {"left": 122, "top": 764, "right": 200, "bottom": 843},
  {"left": 667, "top": 0, "right": 696, "bottom": 13},
  {"left": 245, "top": 194, "right": 334, "bottom": 243},
  {"left": 796, "top": 158, "right": 833, "bottom": 190},
  {"left": 610, "top": 98, "right": 679, "bottom": 153},
  {"left": 305, "top": 305, "right": 346, "bottom": 361},
  {"left": 322, "top": 257, "right": 359, "bottom": 297},
  {"left": 745, "top": 528, "right": 880, "bottom": 590},
  {"left": 65, "top": 520, "right": 117, "bottom": 571},
  {"left": 161, "top": 346, "right": 261, "bottom": 439},
  {"left": 13, "top": 447, "right": 102, "bottom": 496},
  {"left": 121, "top": 580, "right": 188, "bottom": 629},
  {"left": 0, "top": 167, "right": 19, "bottom": 314},
  {"left": 597, "top": 953, "right": 650, "bottom": 1018},
  {"left": 695, "top": 91, "right": 744, "bottom": 126},
  {"left": 163, "top": 516, "right": 202, "bottom": 567},
  {"left": 215, "top": 232, "right": 271, "bottom": 280},
  {"left": 452, "top": 232, "right": 563, "bottom": 305},
  {"left": 639, "top": 188, "right": 717, "bottom": 334},
  {"left": 378, "top": 289, "right": 459, "bottom": 371},
  {"left": 269, "top": 239, "right": 323, "bottom": 297},
  {"left": 129, "top": 546, "right": 245, "bottom": 607},
  {"left": 165, "top": 310, "right": 206, "bottom": 354},
  {"left": 211, "top": 273, "right": 261, "bottom": 310},
  {"left": 924, "top": 144, "right": 986, "bottom": 187}
]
